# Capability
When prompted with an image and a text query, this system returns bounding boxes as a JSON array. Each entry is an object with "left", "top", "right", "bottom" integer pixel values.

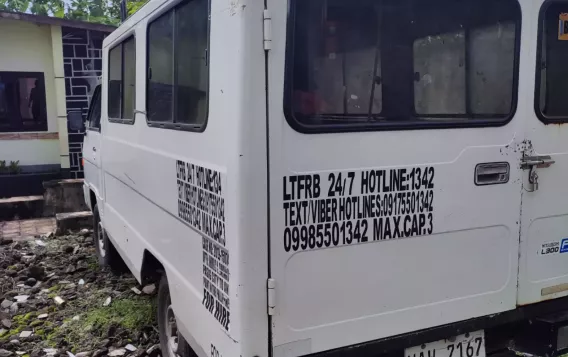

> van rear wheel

[{"left": 158, "top": 275, "right": 192, "bottom": 357}]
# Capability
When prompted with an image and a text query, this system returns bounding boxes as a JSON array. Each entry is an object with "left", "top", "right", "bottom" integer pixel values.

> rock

[
  {"left": 1, "top": 318, "right": 11, "bottom": 328},
  {"left": 103, "top": 297, "right": 112, "bottom": 307},
  {"left": 38, "top": 313, "right": 48, "bottom": 319},
  {"left": 20, "top": 255, "right": 35, "bottom": 263},
  {"left": 6, "top": 270, "right": 17, "bottom": 278},
  {"left": 65, "top": 266, "right": 76, "bottom": 274},
  {"left": 108, "top": 349, "right": 126, "bottom": 357},
  {"left": 0, "top": 349, "right": 11, "bottom": 357},
  {"left": 13, "top": 295, "right": 29, "bottom": 302},
  {"left": 130, "top": 287, "right": 141, "bottom": 295},
  {"left": 124, "top": 345, "right": 136, "bottom": 352},
  {"left": 28, "top": 266, "right": 45, "bottom": 280},
  {"left": 76, "top": 352, "right": 91, "bottom": 357},
  {"left": 73, "top": 246, "right": 80, "bottom": 255},
  {"left": 78, "top": 279, "right": 85, "bottom": 286},
  {"left": 53, "top": 296, "right": 65, "bottom": 306},
  {"left": 80, "top": 229, "right": 90, "bottom": 236},
  {"left": 62, "top": 246, "right": 74, "bottom": 254},
  {"left": 15, "top": 353, "right": 25, "bottom": 356},
  {"left": 35, "top": 240, "right": 46, "bottom": 247},
  {"left": 43, "top": 349, "right": 57, "bottom": 356},
  {"left": 9, "top": 340, "right": 19, "bottom": 346},
  {"left": 19, "top": 331, "right": 32, "bottom": 338},
  {"left": 67, "top": 352, "right": 76, "bottom": 357},
  {"left": 9, "top": 303, "right": 18, "bottom": 314},
  {"left": 142, "top": 284, "right": 156, "bottom": 295},
  {"left": 146, "top": 345, "right": 160, "bottom": 357},
  {"left": 0, "top": 238, "right": 13, "bottom": 246},
  {"left": 1, "top": 299, "right": 12, "bottom": 309},
  {"left": 76, "top": 261, "right": 88, "bottom": 271},
  {"left": 72, "top": 315, "right": 80, "bottom": 321},
  {"left": 92, "top": 349, "right": 108, "bottom": 357},
  {"left": 25, "top": 278, "right": 37, "bottom": 286}
]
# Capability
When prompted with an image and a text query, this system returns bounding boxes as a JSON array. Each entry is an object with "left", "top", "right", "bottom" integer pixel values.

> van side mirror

[{"left": 68, "top": 110, "right": 85, "bottom": 132}]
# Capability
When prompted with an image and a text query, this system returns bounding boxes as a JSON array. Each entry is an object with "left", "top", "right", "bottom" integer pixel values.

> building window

[
  {"left": 285, "top": 0, "right": 521, "bottom": 133},
  {"left": 108, "top": 36, "right": 136, "bottom": 123},
  {"left": 535, "top": 1, "right": 568, "bottom": 122},
  {"left": 0, "top": 72, "right": 47, "bottom": 132},
  {"left": 146, "top": 0, "right": 209, "bottom": 130}
]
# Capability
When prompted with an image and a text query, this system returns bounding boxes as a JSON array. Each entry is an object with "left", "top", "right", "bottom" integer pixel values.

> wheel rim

[
  {"left": 165, "top": 303, "right": 180, "bottom": 357},
  {"left": 97, "top": 221, "right": 106, "bottom": 258}
]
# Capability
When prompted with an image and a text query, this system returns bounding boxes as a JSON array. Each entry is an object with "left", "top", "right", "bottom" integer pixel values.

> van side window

[
  {"left": 535, "top": 2, "right": 568, "bottom": 122},
  {"left": 285, "top": 0, "right": 521, "bottom": 133},
  {"left": 108, "top": 36, "right": 136, "bottom": 123},
  {"left": 146, "top": 0, "right": 209, "bottom": 130},
  {"left": 87, "top": 85, "right": 102, "bottom": 131}
]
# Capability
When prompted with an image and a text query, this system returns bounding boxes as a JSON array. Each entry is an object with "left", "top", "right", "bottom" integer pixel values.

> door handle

[
  {"left": 93, "top": 147, "right": 97, "bottom": 152},
  {"left": 475, "top": 162, "right": 510, "bottom": 186}
]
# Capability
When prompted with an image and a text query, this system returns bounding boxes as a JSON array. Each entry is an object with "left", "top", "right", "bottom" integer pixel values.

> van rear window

[
  {"left": 535, "top": 1, "right": 568, "bottom": 122},
  {"left": 284, "top": 0, "right": 521, "bottom": 132}
]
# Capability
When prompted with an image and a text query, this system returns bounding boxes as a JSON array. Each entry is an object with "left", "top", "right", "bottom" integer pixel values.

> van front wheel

[
  {"left": 92, "top": 204, "right": 122, "bottom": 270},
  {"left": 158, "top": 275, "right": 192, "bottom": 357}
]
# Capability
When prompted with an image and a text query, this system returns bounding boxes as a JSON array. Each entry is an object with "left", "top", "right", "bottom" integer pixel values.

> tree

[{"left": 0, "top": 0, "right": 147, "bottom": 25}]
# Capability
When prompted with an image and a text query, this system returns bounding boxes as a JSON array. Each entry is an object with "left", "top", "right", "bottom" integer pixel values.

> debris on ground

[{"left": 0, "top": 231, "right": 160, "bottom": 357}]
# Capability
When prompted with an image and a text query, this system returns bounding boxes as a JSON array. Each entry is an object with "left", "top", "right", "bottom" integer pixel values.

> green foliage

[
  {"left": 9, "top": 160, "right": 21, "bottom": 174},
  {"left": 0, "top": 0, "right": 147, "bottom": 25},
  {"left": 48, "top": 297, "right": 156, "bottom": 351}
]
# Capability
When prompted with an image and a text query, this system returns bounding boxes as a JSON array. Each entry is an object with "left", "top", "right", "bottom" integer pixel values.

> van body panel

[
  {"left": 516, "top": 0, "right": 568, "bottom": 305},
  {"left": 94, "top": 1, "right": 269, "bottom": 357},
  {"left": 266, "top": 0, "right": 526, "bottom": 353}
]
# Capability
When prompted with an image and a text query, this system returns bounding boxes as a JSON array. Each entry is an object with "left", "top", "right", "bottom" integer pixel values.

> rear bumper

[{"left": 307, "top": 296, "right": 568, "bottom": 357}]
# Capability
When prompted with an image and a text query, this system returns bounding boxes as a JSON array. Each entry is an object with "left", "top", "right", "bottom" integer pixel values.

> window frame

[
  {"left": 144, "top": 0, "right": 211, "bottom": 132},
  {"left": 283, "top": 0, "right": 523, "bottom": 134},
  {"left": 107, "top": 34, "right": 136, "bottom": 125},
  {"left": 0, "top": 71, "right": 48, "bottom": 133},
  {"left": 534, "top": 0, "right": 568, "bottom": 124},
  {"left": 87, "top": 84, "right": 102, "bottom": 132}
]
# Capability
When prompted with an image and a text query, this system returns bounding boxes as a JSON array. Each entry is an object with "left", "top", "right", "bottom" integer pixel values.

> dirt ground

[{"left": 0, "top": 227, "right": 161, "bottom": 357}]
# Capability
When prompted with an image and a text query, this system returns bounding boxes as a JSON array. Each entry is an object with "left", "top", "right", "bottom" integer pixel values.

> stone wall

[{"left": 62, "top": 27, "right": 107, "bottom": 179}]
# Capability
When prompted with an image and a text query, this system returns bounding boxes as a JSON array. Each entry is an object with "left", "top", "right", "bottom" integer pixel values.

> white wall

[{"left": 0, "top": 19, "right": 60, "bottom": 166}]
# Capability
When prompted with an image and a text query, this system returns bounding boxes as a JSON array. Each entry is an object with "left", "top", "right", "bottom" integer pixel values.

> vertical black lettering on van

[
  {"left": 176, "top": 160, "right": 230, "bottom": 331},
  {"left": 202, "top": 235, "right": 231, "bottom": 331}
]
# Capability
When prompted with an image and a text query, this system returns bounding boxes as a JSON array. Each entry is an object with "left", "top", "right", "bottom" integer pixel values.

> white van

[{"left": 81, "top": 0, "right": 568, "bottom": 357}]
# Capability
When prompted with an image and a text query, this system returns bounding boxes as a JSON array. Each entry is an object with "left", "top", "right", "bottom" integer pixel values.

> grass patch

[
  {"left": 48, "top": 297, "right": 156, "bottom": 351},
  {"left": 0, "top": 312, "right": 37, "bottom": 342},
  {"left": 86, "top": 256, "right": 99, "bottom": 271}
]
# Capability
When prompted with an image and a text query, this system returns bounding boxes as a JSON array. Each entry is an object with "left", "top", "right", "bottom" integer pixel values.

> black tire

[
  {"left": 92, "top": 203, "right": 124, "bottom": 272},
  {"left": 158, "top": 275, "right": 193, "bottom": 357}
]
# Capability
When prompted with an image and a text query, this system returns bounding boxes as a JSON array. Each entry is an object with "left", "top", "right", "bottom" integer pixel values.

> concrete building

[{"left": 0, "top": 11, "right": 114, "bottom": 197}]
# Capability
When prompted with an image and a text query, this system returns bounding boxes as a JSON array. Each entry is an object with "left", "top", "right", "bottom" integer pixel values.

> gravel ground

[{"left": 0, "top": 230, "right": 161, "bottom": 357}]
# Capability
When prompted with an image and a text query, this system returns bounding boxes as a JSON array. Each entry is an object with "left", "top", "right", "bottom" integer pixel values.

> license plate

[{"left": 405, "top": 330, "right": 486, "bottom": 357}]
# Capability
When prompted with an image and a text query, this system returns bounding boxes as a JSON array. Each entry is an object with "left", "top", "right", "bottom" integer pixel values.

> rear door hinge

[
  {"left": 267, "top": 278, "right": 276, "bottom": 315},
  {"left": 263, "top": 9, "right": 272, "bottom": 51}
]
